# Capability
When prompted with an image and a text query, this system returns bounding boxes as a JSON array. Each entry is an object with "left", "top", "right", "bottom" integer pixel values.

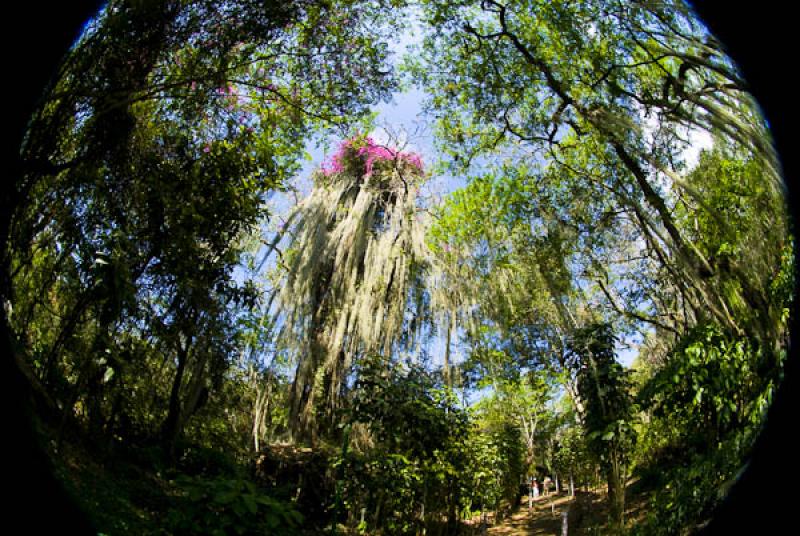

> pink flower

[
  {"left": 203, "top": 144, "right": 211, "bottom": 153},
  {"left": 320, "top": 136, "right": 424, "bottom": 177}
]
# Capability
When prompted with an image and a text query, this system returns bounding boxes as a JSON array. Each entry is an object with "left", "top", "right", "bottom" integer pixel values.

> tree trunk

[
  {"left": 606, "top": 450, "right": 625, "bottom": 531},
  {"left": 161, "top": 340, "right": 189, "bottom": 454},
  {"left": 443, "top": 311, "right": 453, "bottom": 388},
  {"left": 178, "top": 357, "right": 209, "bottom": 434},
  {"left": 252, "top": 380, "right": 271, "bottom": 452}
]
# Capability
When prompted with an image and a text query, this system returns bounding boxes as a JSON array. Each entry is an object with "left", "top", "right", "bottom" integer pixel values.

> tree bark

[
  {"left": 606, "top": 450, "right": 626, "bottom": 531},
  {"left": 161, "top": 339, "right": 189, "bottom": 453}
]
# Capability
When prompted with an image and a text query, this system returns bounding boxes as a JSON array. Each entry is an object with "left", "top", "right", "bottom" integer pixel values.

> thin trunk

[
  {"left": 178, "top": 352, "right": 208, "bottom": 432},
  {"left": 253, "top": 380, "right": 271, "bottom": 453},
  {"left": 104, "top": 387, "right": 123, "bottom": 437},
  {"left": 162, "top": 340, "right": 189, "bottom": 453},
  {"left": 606, "top": 449, "right": 626, "bottom": 530},
  {"left": 420, "top": 494, "right": 426, "bottom": 536},
  {"left": 443, "top": 311, "right": 453, "bottom": 388},
  {"left": 41, "top": 290, "right": 94, "bottom": 386}
]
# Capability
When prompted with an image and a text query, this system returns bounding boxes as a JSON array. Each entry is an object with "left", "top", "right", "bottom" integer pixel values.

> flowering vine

[{"left": 321, "top": 135, "right": 424, "bottom": 178}]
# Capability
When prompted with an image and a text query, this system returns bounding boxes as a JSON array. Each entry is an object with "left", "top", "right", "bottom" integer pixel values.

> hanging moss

[{"left": 275, "top": 135, "right": 429, "bottom": 441}]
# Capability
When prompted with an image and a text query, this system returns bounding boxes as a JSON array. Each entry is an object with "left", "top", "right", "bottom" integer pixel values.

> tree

[
  {"left": 274, "top": 135, "right": 428, "bottom": 442},
  {"left": 412, "top": 0, "right": 789, "bottom": 352},
  {"left": 568, "top": 322, "right": 636, "bottom": 530},
  {"left": 551, "top": 407, "right": 594, "bottom": 497},
  {"left": 427, "top": 164, "right": 599, "bottom": 417},
  {"left": 7, "top": 0, "right": 406, "bottom": 449},
  {"left": 468, "top": 352, "right": 553, "bottom": 474},
  {"left": 345, "top": 355, "right": 471, "bottom": 534}
]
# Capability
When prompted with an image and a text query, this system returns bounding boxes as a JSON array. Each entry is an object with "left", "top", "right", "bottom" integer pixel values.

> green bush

[
  {"left": 166, "top": 475, "right": 303, "bottom": 536},
  {"left": 176, "top": 444, "right": 240, "bottom": 478},
  {"left": 632, "top": 323, "right": 774, "bottom": 534},
  {"left": 339, "top": 357, "right": 471, "bottom": 534},
  {"left": 632, "top": 433, "right": 750, "bottom": 536}
]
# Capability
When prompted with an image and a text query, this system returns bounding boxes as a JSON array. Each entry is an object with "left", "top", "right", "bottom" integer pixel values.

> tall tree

[
  {"left": 7, "top": 0, "right": 406, "bottom": 445},
  {"left": 275, "top": 135, "right": 428, "bottom": 442},
  {"left": 568, "top": 322, "right": 636, "bottom": 530},
  {"left": 412, "top": 0, "right": 789, "bottom": 352}
]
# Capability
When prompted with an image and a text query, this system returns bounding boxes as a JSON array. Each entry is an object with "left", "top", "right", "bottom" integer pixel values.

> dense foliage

[
  {"left": 5, "top": 1, "right": 792, "bottom": 535},
  {"left": 568, "top": 323, "right": 636, "bottom": 528}
]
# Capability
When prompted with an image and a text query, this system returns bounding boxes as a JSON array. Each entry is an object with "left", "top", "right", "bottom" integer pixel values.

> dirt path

[
  {"left": 484, "top": 494, "right": 574, "bottom": 536},
  {"left": 481, "top": 481, "right": 652, "bottom": 535}
]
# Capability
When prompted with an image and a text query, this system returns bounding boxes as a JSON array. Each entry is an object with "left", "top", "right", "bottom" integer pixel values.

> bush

[
  {"left": 632, "top": 323, "right": 773, "bottom": 534},
  {"left": 176, "top": 444, "right": 240, "bottom": 478},
  {"left": 166, "top": 475, "right": 303, "bottom": 536},
  {"left": 631, "top": 433, "right": 750, "bottom": 536},
  {"left": 339, "top": 357, "right": 471, "bottom": 534}
]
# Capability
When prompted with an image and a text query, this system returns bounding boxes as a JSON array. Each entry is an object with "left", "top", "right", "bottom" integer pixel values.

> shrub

[{"left": 166, "top": 474, "right": 303, "bottom": 536}]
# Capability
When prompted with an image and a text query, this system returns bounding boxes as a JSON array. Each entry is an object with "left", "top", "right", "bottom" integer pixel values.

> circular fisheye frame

[{"left": 5, "top": 2, "right": 794, "bottom": 534}]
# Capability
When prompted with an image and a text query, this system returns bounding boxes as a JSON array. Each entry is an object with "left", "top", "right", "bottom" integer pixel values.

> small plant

[{"left": 166, "top": 475, "right": 303, "bottom": 536}]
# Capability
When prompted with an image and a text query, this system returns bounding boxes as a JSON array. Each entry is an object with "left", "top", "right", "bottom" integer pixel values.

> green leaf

[
  {"left": 214, "top": 490, "right": 238, "bottom": 505},
  {"left": 103, "top": 367, "right": 115, "bottom": 383},
  {"left": 242, "top": 494, "right": 258, "bottom": 515}
]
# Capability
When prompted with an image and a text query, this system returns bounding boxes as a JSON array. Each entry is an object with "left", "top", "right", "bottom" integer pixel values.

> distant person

[{"left": 532, "top": 478, "right": 540, "bottom": 500}]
